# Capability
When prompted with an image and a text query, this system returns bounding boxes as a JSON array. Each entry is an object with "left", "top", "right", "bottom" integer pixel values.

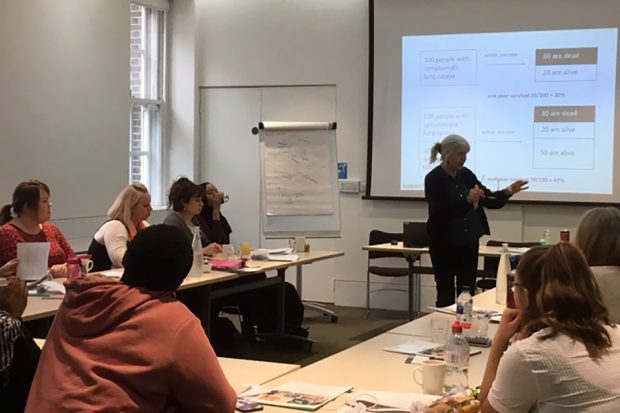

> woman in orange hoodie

[{"left": 26, "top": 225, "right": 237, "bottom": 412}]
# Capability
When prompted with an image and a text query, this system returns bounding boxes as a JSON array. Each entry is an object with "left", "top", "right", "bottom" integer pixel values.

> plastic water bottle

[
  {"left": 444, "top": 320, "right": 470, "bottom": 394},
  {"left": 456, "top": 286, "right": 473, "bottom": 337},
  {"left": 188, "top": 226, "right": 203, "bottom": 277},
  {"left": 539, "top": 229, "right": 552, "bottom": 245}
]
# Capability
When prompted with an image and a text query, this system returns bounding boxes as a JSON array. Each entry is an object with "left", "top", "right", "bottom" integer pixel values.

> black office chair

[
  {"left": 365, "top": 230, "right": 411, "bottom": 319},
  {"left": 476, "top": 240, "right": 539, "bottom": 291}
]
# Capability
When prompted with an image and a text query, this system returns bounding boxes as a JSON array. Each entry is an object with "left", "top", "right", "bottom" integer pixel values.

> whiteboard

[{"left": 259, "top": 122, "right": 341, "bottom": 238}]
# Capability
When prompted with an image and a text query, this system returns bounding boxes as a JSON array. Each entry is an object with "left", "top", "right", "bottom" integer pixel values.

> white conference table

[
  {"left": 257, "top": 289, "right": 505, "bottom": 412},
  {"left": 363, "top": 242, "right": 507, "bottom": 257},
  {"left": 23, "top": 251, "right": 344, "bottom": 329},
  {"left": 362, "top": 242, "right": 508, "bottom": 319},
  {"left": 33, "top": 339, "right": 299, "bottom": 395}
]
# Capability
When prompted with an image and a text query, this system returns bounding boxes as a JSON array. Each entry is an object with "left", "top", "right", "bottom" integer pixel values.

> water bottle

[
  {"left": 444, "top": 320, "right": 470, "bottom": 394},
  {"left": 539, "top": 229, "right": 552, "bottom": 245},
  {"left": 456, "top": 286, "right": 473, "bottom": 337},
  {"left": 66, "top": 256, "right": 81, "bottom": 281},
  {"left": 188, "top": 226, "right": 203, "bottom": 277}
]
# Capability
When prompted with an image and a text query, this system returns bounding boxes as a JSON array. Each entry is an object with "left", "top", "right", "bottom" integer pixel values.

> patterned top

[
  {"left": 0, "top": 223, "right": 74, "bottom": 268},
  {"left": 488, "top": 326, "right": 620, "bottom": 412}
]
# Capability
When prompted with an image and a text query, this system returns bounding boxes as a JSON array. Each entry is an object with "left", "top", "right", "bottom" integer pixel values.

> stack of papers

[
  {"left": 383, "top": 339, "right": 481, "bottom": 359},
  {"left": 250, "top": 381, "right": 351, "bottom": 411},
  {"left": 265, "top": 248, "right": 299, "bottom": 262}
]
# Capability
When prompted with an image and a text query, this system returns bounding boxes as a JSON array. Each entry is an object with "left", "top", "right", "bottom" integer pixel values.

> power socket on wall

[{"left": 338, "top": 179, "right": 360, "bottom": 193}]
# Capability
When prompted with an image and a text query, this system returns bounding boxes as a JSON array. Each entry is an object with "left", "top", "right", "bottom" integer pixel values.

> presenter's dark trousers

[{"left": 429, "top": 241, "right": 479, "bottom": 307}]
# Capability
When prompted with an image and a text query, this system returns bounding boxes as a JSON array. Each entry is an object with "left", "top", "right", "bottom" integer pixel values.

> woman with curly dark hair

[{"left": 480, "top": 243, "right": 619, "bottom": 412}]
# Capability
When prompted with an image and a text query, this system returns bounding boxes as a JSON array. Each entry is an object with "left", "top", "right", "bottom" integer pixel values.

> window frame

[{"left": 129, "top": 1, "right": 169, "bottom": 206}]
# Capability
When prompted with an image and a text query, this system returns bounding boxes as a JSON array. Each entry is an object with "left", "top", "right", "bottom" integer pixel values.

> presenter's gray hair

[{"left": 429, "top": 134, "right": 470, "bottom": 163}]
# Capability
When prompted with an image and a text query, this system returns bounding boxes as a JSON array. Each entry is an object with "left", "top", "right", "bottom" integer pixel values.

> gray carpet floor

[{"left": 241, "top": 304, "right": 409, "bottom": 366}]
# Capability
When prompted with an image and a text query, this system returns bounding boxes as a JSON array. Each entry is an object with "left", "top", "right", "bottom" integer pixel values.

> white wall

[
  {"left": 0, "top": 0, "right": 130, "bottom": 250},
  {"left": 190, "top": 0, "right": 594, "bottom": 311}
]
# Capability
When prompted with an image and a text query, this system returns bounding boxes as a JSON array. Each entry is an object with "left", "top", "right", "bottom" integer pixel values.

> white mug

[
  {"left": 413, "top": 359, "right": 445, "bottom": 395},
  {"left": 80, "top": 258, "right": 94, "bottom": 275},
  {"left": 289, "top": 236, "right": 306, "bottom": 252}
]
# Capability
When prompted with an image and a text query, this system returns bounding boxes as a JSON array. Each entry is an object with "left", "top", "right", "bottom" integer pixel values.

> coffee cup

[
  {"left": 413, "top": 359, "right": 445, "bottom": 395},
  {"left": 289, "top": 236, "right": 306, "bottom": 252},
  {"left": 79, "top": 255, "right": 94, "bottom": 275}
]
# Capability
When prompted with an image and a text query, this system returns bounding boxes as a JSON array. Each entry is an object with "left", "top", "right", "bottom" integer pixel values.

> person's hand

[
  {"left": 495, "top": 308, "right": 524, "bottom": 346},
  {"left": 203, "top": 242, "right": 222, "bottom": 257},
  {"left": 0, "top": 277, "right": 28, "bottom": 317},
  {"left": 466, "top": 185, "right": 485, "bottom": 206},
  {"left": 505, "top": 179, "right": 528, "bottom": 195},
  {"left": 49, "top": 263, "right": 68, "bottom": 278},
  {"left": 0, "top": 259, "right": 18, "bottom": 277}
]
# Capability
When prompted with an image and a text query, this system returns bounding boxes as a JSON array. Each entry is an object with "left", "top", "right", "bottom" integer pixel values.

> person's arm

[
  {"left": 0, "top": 228, "right": 19, "bottom": 269},
  {"left": 100, "top": 221, "right": 130, "bottom": 268},
  {"left": 480, "top": 308, "right": 535, "bottom": 413},
  {"left": 48, "top": 225, "right": 75, "bottom": 277},
  {"left": 0, "top": 259, "right": 18, "bottom": 277},
  {"left": 479, "top": 179, "right": 528, "bottom": 210},
  {"left": 169, "top": 316, "right": 237, "bottom": 412}
]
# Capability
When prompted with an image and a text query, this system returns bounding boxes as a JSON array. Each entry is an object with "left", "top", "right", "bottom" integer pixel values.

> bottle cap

[
  {"left": 67, "top": 256, "right": 80, "bottom": 264},
  {"left": 451, "top": 320, "right": 463, "bottom": 333}
]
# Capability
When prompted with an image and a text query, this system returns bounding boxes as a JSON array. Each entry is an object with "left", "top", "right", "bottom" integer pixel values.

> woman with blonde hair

[
  {"left": 88, "top": 183, "right": 152, "bottom": 271},
  {"left": 480, "top": 243, "right": 620, "bottom": 412},
  {"left": 574, "top": 206, "right": 620, "bottom": 322},
  {"left": 0, "top": 180, "right": 74, "bottom": 277}
]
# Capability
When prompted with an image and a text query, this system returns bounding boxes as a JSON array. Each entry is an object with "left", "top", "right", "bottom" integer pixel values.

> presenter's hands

[
  {"left": 0, "top": 259, "right": 18, "bottom": 277},
  {"left": 467, "top": 185, "right": 485, "bottom": 207},
  {"left": 505, "top": 180, "right": 528, "bottom": 196},
  {"left": 0, "top": 276, "right": 28, "bottom": 317},
  {"left": 203, "top": 242, "right": 223, "bottom": 257}
]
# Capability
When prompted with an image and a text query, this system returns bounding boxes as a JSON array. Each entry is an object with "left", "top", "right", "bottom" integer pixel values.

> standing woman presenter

[{"left": 425, "top": 134, "right": 527, "bottom": 306}]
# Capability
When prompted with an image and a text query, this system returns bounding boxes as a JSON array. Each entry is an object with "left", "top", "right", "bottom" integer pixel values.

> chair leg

[{"left": 365, "top": 270, "right": 370, "bottom": 320}]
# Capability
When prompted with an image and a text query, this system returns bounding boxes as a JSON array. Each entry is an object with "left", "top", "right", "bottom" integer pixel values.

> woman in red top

[{"left": 0, "top": 180, "right": 74, "bottom": 277}]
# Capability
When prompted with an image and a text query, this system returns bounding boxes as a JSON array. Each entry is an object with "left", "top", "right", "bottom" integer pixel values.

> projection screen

[{"left": 367, "top": 0, "right": 620, "bottom": 204}]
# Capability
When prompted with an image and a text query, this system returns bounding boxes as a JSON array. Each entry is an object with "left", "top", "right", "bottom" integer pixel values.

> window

[{"left": 130, "top": 2, "right": 168, "bottom": 205}]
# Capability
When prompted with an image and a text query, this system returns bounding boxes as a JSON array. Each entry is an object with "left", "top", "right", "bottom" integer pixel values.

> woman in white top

[
  {"left": 88, "top": 183, "right": 152, "bottom": 271},
  {"left": 480, "top": 243, "right": 620, "bottom": 413},
  {"left": 574, "top": 206, "right": 620, "bottom": 323}
]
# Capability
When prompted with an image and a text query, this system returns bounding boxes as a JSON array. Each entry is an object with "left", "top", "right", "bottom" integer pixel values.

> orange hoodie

[{"left": 25, "top": 275, "right": 236, "bottom": 412}]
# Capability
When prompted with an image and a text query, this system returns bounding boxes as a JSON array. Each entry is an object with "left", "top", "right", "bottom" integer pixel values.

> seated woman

[
  {"left": 25, "top": 225, "right": 236, "bottom": 412},
  {"left": 480, "top": 243, "right": 620, "bottom": 412},
  {"left": 574, "top": 206, "right": 620, "bottom": 323},
  {"left": 0, "top": 275, "right": 40, "bottom": 413},
  {"left": 197, "top": 181, "right": 305, "bottom": 337},
  {"left": 88, "top": 183, "right": 152, "bottom": 271},
  {"left": 0, "top": 180, "right": 74, "bottom": 277},
  {"left": 162, "top": 177, "right": 222, "bottom": 256}
]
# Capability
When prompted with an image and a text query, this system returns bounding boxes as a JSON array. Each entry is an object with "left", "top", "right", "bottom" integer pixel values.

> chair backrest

[
  {"left": 403, "top": 221, "right": 429, "bottom": 247},
  {"left": 368, "top": 230, "right": 404, "bottom": 259},
  {"left": 483, "top": 239, "right": 540, "bottom": 276}
]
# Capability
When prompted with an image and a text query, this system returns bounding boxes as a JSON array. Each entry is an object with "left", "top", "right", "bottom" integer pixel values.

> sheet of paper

[
  {"left": 250, "top": 381, "right": 351, "bottom": 411},
  {"left": 268, "top": 254, "right": 299, "bottom": 262},
  {"left": 16, "top": 242, "right": 50, "bottom": 281},
  {"left": 345, "top": 390, "right": 438, "bottom": 411},
  {"left": 97, "top": 268, "right": 124, "bottom": 278}
]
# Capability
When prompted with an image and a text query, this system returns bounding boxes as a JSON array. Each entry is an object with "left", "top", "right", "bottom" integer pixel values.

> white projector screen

[{"left": 368, "top": 0, "right": 620, "bottom": 204}]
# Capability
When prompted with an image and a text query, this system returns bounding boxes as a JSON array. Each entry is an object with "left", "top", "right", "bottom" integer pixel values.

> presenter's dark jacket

[{"left": 425, "top": 166, "right": 511, "bottom": 246}]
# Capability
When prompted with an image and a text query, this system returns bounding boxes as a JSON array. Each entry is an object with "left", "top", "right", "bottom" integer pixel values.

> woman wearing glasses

[{"left": 480, "top": 243, "right": 620, "bottom": 412}]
